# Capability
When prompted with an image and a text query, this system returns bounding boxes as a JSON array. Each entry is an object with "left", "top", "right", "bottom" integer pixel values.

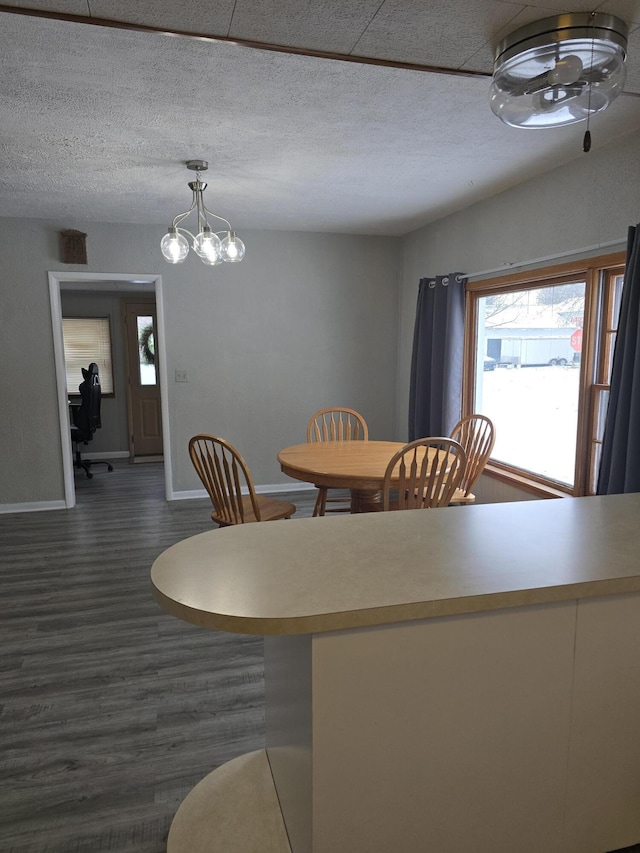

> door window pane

[
  {"left": 137, "top": 316, "right": 157, "bottom": 386},
  {"left": 474, "top": 282, "right": 585, "bottom": 486}
]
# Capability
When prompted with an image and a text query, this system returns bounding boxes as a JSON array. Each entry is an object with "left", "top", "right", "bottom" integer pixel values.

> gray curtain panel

[
  {"left": 597, "top": 223, "right": 640, "bottom": 494},
  {"left": 408, "top": 272, "right": 466, "bottom": 440}
]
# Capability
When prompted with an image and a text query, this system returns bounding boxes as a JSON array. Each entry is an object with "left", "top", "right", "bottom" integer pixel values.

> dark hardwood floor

[
  {"left": 2, "top": 464, "right": 638, "bottom": 853},
  {"left": 0, "top": 462, "right": 314, "bottom": 853}
]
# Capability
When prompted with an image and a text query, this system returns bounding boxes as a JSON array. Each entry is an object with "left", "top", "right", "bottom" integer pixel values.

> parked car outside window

[{"left": 484, "top": 356, "right": 496, "bottom": 371}]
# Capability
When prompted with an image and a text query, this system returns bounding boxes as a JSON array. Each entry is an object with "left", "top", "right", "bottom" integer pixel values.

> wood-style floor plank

[
  {"left": 0, "top": 462, "right": 315, "bottom": 853},
  {"left": 2, "top": 465, "right": 638, "bottom": 853}
]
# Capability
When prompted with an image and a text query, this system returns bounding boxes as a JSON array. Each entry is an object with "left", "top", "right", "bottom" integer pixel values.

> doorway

[
  {"left": 49, "top": 271, "right": 172, "bottom": 508},
  {"left": 124, "top": 300, "right": 163, "bottom": 460}
]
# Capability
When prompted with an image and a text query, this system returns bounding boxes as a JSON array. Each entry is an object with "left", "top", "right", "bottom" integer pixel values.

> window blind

[{"left": 62, "top": 317, "right": 114, "bottom": 395}]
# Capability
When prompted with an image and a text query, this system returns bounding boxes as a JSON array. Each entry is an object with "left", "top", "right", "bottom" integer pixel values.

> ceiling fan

[{"left": 490, "top": 13, "right": 628, "bottom": 129}]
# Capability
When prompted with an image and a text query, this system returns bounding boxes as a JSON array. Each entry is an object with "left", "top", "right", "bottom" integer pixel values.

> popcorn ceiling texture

[{"left": 0, "top": 0, "right": 638, "bottom": 235}]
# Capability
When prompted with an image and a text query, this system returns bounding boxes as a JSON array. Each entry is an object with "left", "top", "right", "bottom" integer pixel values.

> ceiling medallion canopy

[
  {"left": 160, "top": 160, "right": 245, "bottom": 266},
  {"left": 490, "top": 13, "right": 628, "bottom": 129}
]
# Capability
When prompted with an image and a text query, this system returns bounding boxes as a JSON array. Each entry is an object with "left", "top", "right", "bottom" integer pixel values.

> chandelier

[
  {"left": 160, "top": 160, "right": 245, "bottom": 266},
  {"left": 490, "top": 13, "right": 628, "bottom": 130}
]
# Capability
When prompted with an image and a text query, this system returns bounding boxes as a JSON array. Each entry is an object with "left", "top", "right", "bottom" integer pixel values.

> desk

[
  {"left": 279, "top": 440, "right": 419, "bottom": 512},
  {"left": 152, "top": 494, "right": 640, "bottom": 853}
]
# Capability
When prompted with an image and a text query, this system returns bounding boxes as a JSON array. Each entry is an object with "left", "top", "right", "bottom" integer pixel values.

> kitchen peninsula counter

[{"left": 151, "top": 493, "right": 640, "bottom": 853}]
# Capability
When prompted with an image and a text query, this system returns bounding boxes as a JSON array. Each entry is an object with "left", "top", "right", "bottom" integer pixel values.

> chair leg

[
  {"left": 73, "top": 446, "right": 113, "bottom": 478},
  {"left": 313, "top": 487, "right": 327, "bottom": 517},
  {"left": 75, "top": 447, "right": 93, "bottom": 478},
  {"left": 90, "top": 460, "right": 114, "bottom": 473}
]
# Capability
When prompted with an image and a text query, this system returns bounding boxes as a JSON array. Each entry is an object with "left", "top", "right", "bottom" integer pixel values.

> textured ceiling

[{"left": 0, "top": 0, "right": 639, "bottom": 236}]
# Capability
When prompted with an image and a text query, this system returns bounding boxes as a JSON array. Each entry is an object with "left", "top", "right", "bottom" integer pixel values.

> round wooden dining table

[{"left": 278, "top": 440, "right": 410, "bottom": 513}]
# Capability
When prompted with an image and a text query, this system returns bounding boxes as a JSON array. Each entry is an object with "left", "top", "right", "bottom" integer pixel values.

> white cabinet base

[{"left": 265, "top": 596, "right": 640, "bottom": 853}]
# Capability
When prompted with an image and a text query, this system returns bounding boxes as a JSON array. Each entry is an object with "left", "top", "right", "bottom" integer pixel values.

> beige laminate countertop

[{"left": 151, "top": 493, "right": 640, "bottom": 635}]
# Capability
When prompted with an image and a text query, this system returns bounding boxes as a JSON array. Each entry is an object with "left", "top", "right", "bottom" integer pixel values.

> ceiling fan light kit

[
  {"left": 160, "top": 160, "right": 245, "bottom": 266},
  {"left": 490, "top": 12, "right": 628, "bottom": 129}
]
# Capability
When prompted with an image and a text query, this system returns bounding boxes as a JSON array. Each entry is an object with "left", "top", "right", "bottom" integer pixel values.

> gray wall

[
  {"left": 395, "top": 129, "right": 640, "bottom": 441},
  {"left": 3, "top": 129, "right": 638, "bottom": 508},
  {"left": 168, "top": 230, "right": 400, "bottom": 493},
  {"left": 0, "top": 221, "right": 400, "bottom": 505}
]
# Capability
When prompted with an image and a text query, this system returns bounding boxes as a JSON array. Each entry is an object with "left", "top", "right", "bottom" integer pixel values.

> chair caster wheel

[
  {"left": 107, "top": 465, "right": 113, "bottom": 472},
  {"left": 87, "top": 472, "right": 93, "bottom": 479}
]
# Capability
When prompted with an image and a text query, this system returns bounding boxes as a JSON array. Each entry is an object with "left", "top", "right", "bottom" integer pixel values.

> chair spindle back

[
  {"left": 188, "top": 434, "right": 261, "bottom": 525},
  {"left": 449, "top": 414, "right": 495, "bottom": 498},
  {"left": 307, "top": 408, "right": 369, "bottom": 443},
  {"left": 383, "top": 437, "right": 466, "bottom": 511}
]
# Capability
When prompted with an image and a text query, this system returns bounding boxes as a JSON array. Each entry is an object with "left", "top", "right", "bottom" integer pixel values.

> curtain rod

[{"left": 466, "top": 238, "right": 626, "bottom": 281}]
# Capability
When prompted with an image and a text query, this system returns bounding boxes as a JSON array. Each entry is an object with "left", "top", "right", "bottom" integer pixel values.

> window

[
  {"left": 586, "top": 269, "right": 625, "bottom": 494},
  {"left": 464, "top": 253, "right": 625, "bottom": 496},
  {"left": 62, "top": 317, "right": 114, "bottom": 395},
  {"left": 135, "top": 315, "right": 157, "bottom": 386}
]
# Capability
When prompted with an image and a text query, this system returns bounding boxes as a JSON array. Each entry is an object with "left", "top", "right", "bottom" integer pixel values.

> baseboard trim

[
  {"left": 258, "top": 482, "right": 315, "bottom": 495},
  {"left": 82, "top": 450, "right": 130, "bottom": 460},
  {"left": 0, "top": 500, "right": 67, "bottom": 515},
  {"left": 2, "top": 482, "right": 314, "bottom": 511},
  {"left": 169, "top": 489, "right": 209, "bottom": 501},
  {"left": 168, "top": 482, "right": 316, "bottom": 502}
]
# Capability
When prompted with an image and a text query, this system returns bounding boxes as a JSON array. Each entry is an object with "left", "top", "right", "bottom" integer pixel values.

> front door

[{"left": 124, "top": 301, "right": 163, "bottom": 458}]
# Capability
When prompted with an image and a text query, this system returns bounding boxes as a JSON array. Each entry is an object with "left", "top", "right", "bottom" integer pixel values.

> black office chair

[{"left": 70, "top": 363, "right": 113, "bottom": 479}]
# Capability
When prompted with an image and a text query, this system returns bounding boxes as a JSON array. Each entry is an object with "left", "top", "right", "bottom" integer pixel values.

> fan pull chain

[{"left": 583, "top": 14, "right": 596, "bottom": 153}]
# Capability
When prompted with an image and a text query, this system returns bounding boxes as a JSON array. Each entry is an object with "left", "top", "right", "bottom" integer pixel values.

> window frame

[
  {"left": 62, "top": 316, "right": 115, "bottom": 398},
  {"left": 586, "top": 268, "right": 626, "bottom": 494},
  {"left": 463, "top": 252, "right": 626, "bottom": 497}
]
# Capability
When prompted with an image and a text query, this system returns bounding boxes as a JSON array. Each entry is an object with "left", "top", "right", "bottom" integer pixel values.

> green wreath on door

[{"left": 139, "top": 324, "right": 155, "bottom": 365}]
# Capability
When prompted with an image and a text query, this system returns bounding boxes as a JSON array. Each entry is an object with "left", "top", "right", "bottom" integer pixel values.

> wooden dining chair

[
  {"left": 449, "top": 414, "right": 496, "bottom": 504},
  {"left": 189, "top": 434, "right": 296, "bottom": 527},
  {"left": 306, "top": 407, "right": 368, "bottom": 517},
  {"left": 382, "top": 437, "right": 466, "bottom": 511}
]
